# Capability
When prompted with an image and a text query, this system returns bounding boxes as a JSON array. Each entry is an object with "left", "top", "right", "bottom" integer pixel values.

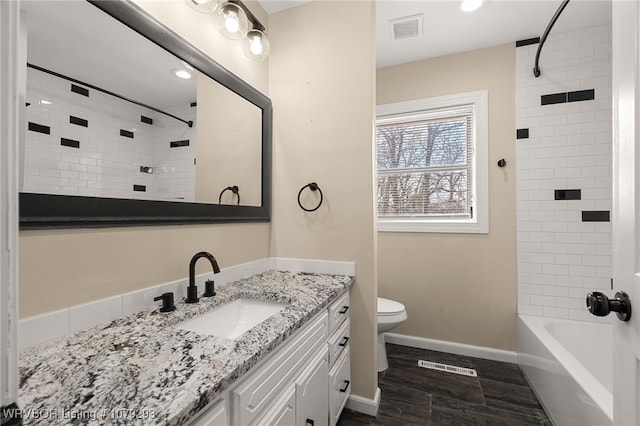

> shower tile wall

[
  {"left": 516, "top": 24, "right": 612, "bottom": 322},
  {"left": 24, "top": 68, "right": 196, "bottom": 201}
]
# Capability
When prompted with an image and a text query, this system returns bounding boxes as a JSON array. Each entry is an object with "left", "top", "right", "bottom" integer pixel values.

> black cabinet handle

[
  {"left": 339, "top": 380, "right": 350, "bottom": 393},
  {"left": 306, "top": 419, "right": 314, "bottom": 426},
  {"left": 339, "top": 336, "right": 349, "bottom": 347},
  {"left": 339, "top": 306, "right": 349, "bottom": 314}
]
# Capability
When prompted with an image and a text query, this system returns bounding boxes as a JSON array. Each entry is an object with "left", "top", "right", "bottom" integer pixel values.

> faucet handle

[
  {"left": 203, "top": 279, "right": 216, "bottom": 297},
  {"left": 154, "top": 292, "right": 176, "bottom": 312}
]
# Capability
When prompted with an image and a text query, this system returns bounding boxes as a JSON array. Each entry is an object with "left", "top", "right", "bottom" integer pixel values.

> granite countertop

[{"left": 18, "top": 270, "right": 352, "bottom": 425}]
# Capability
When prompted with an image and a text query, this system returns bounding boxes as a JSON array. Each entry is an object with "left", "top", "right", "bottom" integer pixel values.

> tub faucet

[{"left": 186, "top": 251, "right": 221, "bottom": 304}]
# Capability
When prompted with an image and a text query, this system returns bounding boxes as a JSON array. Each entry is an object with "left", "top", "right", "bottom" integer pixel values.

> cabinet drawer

[
  {"left": 329, "top": 348, "right": 351, "bottom": 426},
  {"left": 327, "top": 319, "right": 350, "bottom": 368},
  {"left": 232, "top": 311, "right": 328, "bottom": 425},
  {"left": 328, "top": 292, "right": 350, "bottom": 333},
  {"left": 255, "top": 384, "right": 295, "bottom": 426}
]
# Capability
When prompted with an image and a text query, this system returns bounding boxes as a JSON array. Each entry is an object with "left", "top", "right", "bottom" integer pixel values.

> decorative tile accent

[
  {"left": 582, "top": 211, "right": 610, "bottom": 222},
  {"left": 60, "top": 138, "right": 80, "bottom": 149},
  {"left": 516, "top": 129, "right": 529, "bottom": 139},
  {"left": 28, "top": 122, "right": 50, "bottom": 135},
  {"left": 69, "top": 115, "right": 88, "bottom": 127},
  {"left": 120, "top": 129, "right": 134, "bottom": 138},
  {"left": 70, "top": 84, "right": 89, "bottom": 97},
  {"left": 541, "top": 92, "right": 567, "bottom": 105},
  {"left": 170, "top": 139, "right": 190, "bottom": 148},
  {"left": 133, "top": 184, "right": 146, "bottom": 192},
  {"left": 554, "top": 189, "right": 581, "bottom": 200},
  {"left": 568, "top": 89, "right": 595, "bottom": 102},
  {"left": 516, "top": 37, "right": 540, "bottom": 47},
  {"left": 141, "top": 115, "right": 153, "bottom": 125}
]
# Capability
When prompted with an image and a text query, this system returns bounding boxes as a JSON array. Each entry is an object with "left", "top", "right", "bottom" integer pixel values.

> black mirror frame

[{"left": 19, "top": 0, "right": 272, "bottom": 229}]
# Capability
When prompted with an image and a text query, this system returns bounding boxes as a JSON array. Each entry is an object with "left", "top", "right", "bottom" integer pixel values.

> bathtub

[{"left": 517, "top": 315, "right": 613, "bottom": 426}]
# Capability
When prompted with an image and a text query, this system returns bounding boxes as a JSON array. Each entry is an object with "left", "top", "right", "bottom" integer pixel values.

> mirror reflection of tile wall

[{"left": 24, "top": 67, "right": 196, "bottom": 201}]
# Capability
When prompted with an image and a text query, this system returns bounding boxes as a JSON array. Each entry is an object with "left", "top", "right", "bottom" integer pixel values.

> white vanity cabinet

[
  {"left": 188, "top": 290, "right": 351, "bottom": 426},
  {"left": 326, "top": 292, "right": 351, "bottom": 426}
]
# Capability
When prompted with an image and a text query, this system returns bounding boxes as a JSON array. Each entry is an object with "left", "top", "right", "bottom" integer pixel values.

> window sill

[{"left": 377, "top": 218, "right": 489, "bottom": 234}]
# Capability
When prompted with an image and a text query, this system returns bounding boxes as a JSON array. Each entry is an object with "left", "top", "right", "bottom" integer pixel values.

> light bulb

[
  {"left": 185, "top": 0, "right": 218, "bottom": 14},
  {"left": 242, "top": 29, "right": 270, "bottom": 61},
  {"left": 217, "top": 2, "right": 248, "bottom": 40},
  {"left": 249, "top": 34, "right": 263, "bottom": 55},
  {"left": 224, "top": 13, "right": 240, "bottom": 34}
]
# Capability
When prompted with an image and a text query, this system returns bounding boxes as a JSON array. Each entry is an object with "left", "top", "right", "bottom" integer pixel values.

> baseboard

[
  {"left": 385, "top": 333, "right": 518, "bottom": 364},
  {"left": 346, "top": 387, "right": 381, "bottom": 417}
]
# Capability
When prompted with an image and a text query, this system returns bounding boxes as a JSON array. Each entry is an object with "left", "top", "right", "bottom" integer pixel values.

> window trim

[{"left": 376, "top": 90, "right": 489, "bottom": 234}]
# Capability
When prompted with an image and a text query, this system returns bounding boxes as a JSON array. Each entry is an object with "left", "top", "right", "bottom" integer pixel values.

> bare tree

[{"left": 377, "top": 118, "right": 469, "bottom": 216}]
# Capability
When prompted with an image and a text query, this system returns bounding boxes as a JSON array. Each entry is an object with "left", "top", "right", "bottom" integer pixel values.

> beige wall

[
  {"left": 376, "top": 44, "right": 517, "bottom": 350},
  {"left": 18, "top": 0, "right": 271, "bottom": 318},
  {"left": 195, "top": 74, "right": 262, "bottom": 206},
  {"left": 268, "top": 1, "right": 378, "bottom": 400}
]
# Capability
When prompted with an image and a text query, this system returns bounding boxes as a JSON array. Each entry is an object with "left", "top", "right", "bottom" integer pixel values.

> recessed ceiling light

[
  {"left": 171, "top": 69, "right": 192, "bottom": 80},
  {"left": 461, "top": 0, "right": 483, "bottom": 12}
]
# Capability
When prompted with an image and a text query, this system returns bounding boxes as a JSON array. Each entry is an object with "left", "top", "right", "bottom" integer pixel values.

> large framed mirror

[{"left": 19, "top": 0, "right": 272, "bottom": 228}]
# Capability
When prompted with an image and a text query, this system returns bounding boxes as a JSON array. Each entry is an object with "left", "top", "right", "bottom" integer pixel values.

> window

[{"left": 376, "top": 91, "right": 488, "bottom": 233}]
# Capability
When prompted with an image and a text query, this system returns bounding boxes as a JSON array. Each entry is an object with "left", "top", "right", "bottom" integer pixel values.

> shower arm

[{"left": 533, "top": 0, "right": 570, "bottom": 78}]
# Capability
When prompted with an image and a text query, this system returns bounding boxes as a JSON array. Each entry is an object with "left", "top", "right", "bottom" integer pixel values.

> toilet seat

[{"left": 378, "top": 297, "right": 405, "bottom": 316}]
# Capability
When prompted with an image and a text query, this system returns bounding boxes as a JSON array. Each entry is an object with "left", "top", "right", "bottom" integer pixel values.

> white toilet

[{"left": 377, "top": 297, "right": 408, "bottom": 372}]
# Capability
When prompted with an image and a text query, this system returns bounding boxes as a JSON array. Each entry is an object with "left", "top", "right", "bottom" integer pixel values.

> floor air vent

[{"left": 418, "top": 360, "right": 478, "bottom": 377}]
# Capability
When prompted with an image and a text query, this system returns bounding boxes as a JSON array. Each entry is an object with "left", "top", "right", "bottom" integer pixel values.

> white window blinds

[{"left": 376, "top": 105, "right": 474, "bottom": 219}]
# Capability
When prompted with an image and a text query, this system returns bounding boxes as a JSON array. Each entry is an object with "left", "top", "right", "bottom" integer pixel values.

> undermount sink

[{"left": 176, "top": 298, "right": 289, "bottom": 339}]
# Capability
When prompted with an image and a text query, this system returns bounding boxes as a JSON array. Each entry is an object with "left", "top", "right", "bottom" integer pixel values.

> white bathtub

[{"left": 517, "top": 315, "right": 613, "bottom": 426}]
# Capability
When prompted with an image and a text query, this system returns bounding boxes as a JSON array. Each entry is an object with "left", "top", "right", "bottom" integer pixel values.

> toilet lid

[{"left": 378, "top": 297, "right": 405, "bottom": 316}]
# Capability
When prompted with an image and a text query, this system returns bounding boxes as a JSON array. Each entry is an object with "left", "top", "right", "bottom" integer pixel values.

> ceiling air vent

[{"left": 389, "top": 14, "right": 423, "bottom": 40}]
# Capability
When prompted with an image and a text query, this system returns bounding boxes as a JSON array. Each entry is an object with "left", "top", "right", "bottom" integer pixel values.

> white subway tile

[
  {"left": 68, "top": 295, "right": 123, "bottom": 334},
  {"left": 18, "top": 309, "right": 69, "bottom": 351},
  {"left": 543, "top": 307, "right": 569, "bottom": 319}
]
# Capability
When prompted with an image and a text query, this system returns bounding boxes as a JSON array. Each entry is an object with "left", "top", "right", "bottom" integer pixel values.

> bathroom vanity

[
  {"left": 190, "top": 290, "right": 351, "bottom": 426},
  {"left": 18, "top": 271, "right": 352, "bottom": 425}
]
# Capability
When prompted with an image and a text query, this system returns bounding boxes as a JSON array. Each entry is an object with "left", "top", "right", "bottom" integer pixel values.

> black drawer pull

[
  {"left": 339, "top": 380, "right": 350, "bottom": 393},
  {"left": 306, "top": 419, "right": 314, "bottom": 426},
  {"left": 339, "top": 306, "right": 349, "bottom": 314},
  {"left": 339, "top": 336, "right": 349, "bottom": 347}
]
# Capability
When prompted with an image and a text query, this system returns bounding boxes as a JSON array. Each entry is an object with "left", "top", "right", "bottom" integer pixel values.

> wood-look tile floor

[{"left": 337, "top": 344, "right": 552, "bottom": 426}]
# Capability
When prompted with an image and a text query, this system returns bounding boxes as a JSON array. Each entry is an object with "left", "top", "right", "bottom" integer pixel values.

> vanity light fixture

[
  {"left": 185, "top": 0, "right": 270, "bottom": 62},
  {"left": 185, "top": 0, "right": 219, "bottom": 14},
  {"left": 461, "top": 0, "right": 484, "bottom": 12},
  {"left": 242, "top": 29, "right": 270, "bottom": 61},
  {"left": 217, "top": 1, "right": 249, "bottom": 40}
]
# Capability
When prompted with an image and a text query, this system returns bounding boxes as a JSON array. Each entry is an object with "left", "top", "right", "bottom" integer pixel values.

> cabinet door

[
  {"left": 296, "top": 348, "right": 329, "bottom": 426},
  {"left": 256, "top": 384, "right": 295, "bottom": 426},
  {"left": 329, "top": 348, "right": 351, "bottom": 426}
]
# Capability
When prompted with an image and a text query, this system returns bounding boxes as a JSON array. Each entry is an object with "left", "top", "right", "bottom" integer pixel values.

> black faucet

[{"left": 186, "top": 251, "right": 221, "bottom": 303}]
